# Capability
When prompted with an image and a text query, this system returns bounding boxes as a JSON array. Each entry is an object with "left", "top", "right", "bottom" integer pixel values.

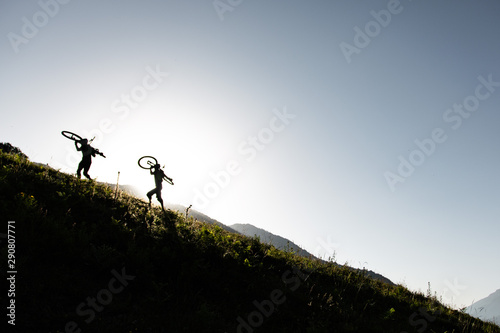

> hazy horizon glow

[{"left": 2, "top": 0, "right": 499, "bottom": 308}]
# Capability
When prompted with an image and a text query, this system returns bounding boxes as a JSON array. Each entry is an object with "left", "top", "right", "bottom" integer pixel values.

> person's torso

[
  {"left": 81, "top": 145, "right": 93, "bottom": 157},
  {"left": 154, "top": 170, "right": 164, "bottom": 186}
]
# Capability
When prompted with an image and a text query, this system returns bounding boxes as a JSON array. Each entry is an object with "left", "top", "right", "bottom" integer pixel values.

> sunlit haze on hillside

[{"left": 2, "top": 0, "right": 499, "bottom": 309}]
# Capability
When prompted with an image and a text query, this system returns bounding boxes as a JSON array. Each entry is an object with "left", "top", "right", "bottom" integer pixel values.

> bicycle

[
  {"left": 62, "top": 131, "right": 105, "bottom": 157},
  {"left": 138, "top": 156, "right": 174, "bottom": 185},
  {"left": 61, "top": 130, "right": 83, "bottom": 142}
]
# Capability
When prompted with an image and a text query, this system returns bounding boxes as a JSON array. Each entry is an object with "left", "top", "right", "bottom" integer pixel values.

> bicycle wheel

[
  {"left": 163, "top": 175, "right": 174, "bottom": 185},
  {"left": 138, "top": 156, "right": 158, "bottom": 169},
  {"left": 61, "top": 131, "right": 83, "bottom": 141}
]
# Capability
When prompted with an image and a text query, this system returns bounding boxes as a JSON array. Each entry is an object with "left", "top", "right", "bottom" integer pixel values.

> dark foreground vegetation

[{"left": 1, "top": 148, "right": 499, "bottom": 332}]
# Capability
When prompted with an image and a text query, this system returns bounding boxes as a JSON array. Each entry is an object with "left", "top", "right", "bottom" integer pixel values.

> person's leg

[
  {"left": 76, "top": 160, "right": 83, "bottom": 178},
  {"left": 83, "top": 159, "right": 92, "bottom": 180},
  {"left": 156, "top": 189, "right": 164, "bottom": 210},
  {"left": 146, "top": 189, "right": 155, "bottom": 206}
]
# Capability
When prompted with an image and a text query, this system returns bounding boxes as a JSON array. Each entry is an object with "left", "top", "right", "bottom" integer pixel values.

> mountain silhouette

[
  {"left": 230, "top": 223, "right": 314, "bottom": 257},
  {"left": 230, "top": 223, "right": 394, "bottom": 285},
  {"left": 467, "top": 289, "right": 500, "bottom": 325}
]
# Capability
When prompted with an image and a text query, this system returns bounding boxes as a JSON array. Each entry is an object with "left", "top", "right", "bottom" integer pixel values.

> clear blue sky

[{"left": 1, "top": 0, "right": 499, "bottom": 308}]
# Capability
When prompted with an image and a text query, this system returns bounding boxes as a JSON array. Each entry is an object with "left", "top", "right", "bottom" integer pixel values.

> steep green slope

[{"left": 1, "top": 150, "right": 499, "bottom": 333}]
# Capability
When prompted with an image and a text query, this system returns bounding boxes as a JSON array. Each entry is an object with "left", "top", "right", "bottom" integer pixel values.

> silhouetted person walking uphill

[
  {"left": 75, "top": 138, "right": 105, "bottom": 180},
  {"left": 147, "top": 164, "right": 172, "bottom": 211}
]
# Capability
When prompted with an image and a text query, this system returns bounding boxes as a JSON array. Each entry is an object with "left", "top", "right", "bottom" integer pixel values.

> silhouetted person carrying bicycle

[
  {"left": 75, "top": 138, "right": 105, "bottom": 180},
  {"left": 147, "top": 163, "right": 173, "bottom": 211}
]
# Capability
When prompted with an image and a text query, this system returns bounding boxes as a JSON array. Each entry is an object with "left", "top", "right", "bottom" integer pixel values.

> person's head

[
  {"left": 153, "top": 163, "right": 161, "bottom": 170},
  {"left": 80, "top": 138, "right": 88, "bottom": 145}
]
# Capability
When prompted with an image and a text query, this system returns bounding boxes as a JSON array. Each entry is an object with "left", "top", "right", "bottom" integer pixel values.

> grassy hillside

[{"left": 1, "top": 149, "right": 499, "bottom": 333}]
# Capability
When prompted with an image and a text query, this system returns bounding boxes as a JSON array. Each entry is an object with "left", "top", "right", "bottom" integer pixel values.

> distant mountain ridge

[
  {"left": 104, "top": 183, "right": 143, "bottom": 198},
  {"left": 229, "top": 223, "right": 394, "bottom": 285},
  {"left": 168, "top": 203, "right": 239, "bottom": 234},
  {"left": 467, "top": 289, "right": 500, "bottom": 325},
  {"left": 230, "top": 223, "right": 314, "bottom": 258}
]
